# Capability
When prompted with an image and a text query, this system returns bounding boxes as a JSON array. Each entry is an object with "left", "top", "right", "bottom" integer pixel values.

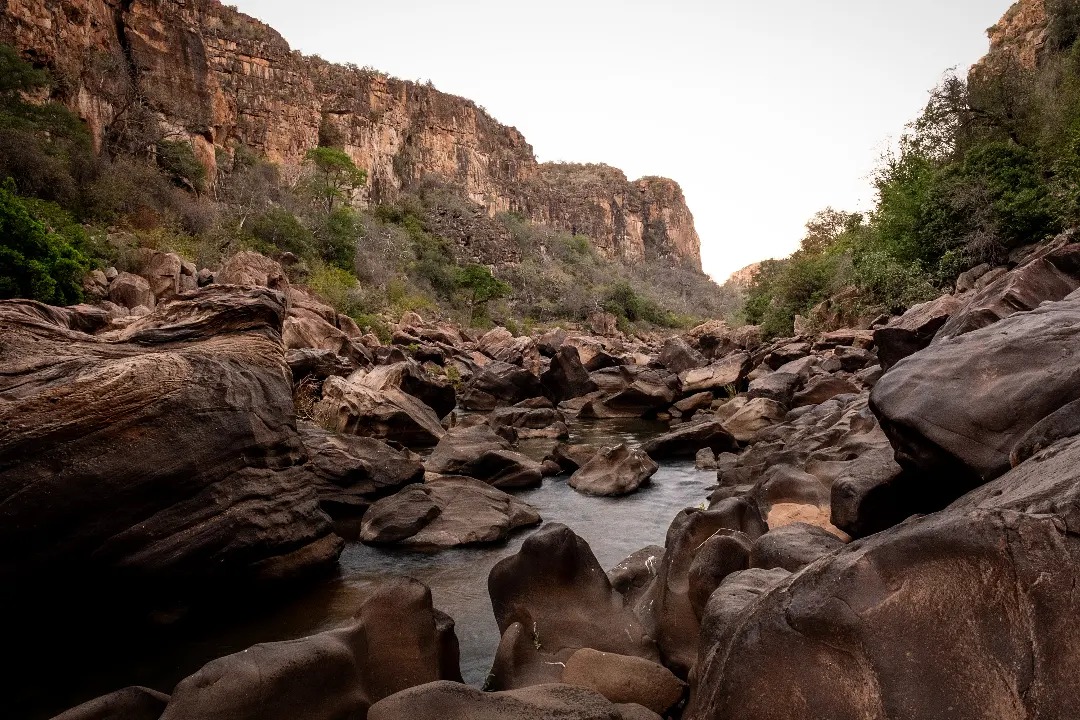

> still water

[{"left": 23, "top": 419, "right": 716, "bottom": 717}]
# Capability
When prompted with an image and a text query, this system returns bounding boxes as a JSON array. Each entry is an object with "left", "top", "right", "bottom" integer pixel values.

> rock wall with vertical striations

[{"left": 0, "top": 0, "right": 704, "bottom": 270}]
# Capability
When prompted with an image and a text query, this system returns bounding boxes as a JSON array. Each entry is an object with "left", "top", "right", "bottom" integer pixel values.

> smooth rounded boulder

[
  {"left": 51, "top": 686, "right": 170, "bottom": 720},
  {"left": 568, "top": 445, "right": 659, "bottom": 497},
  {"left": 425, "top": 424, "right": 544, "bottom": 489},
  {"left": 562, "top": 649, "right": 685, "bottom": 715},
  {"left": 369, "top": 681, "right": 644, "bottom": 720}
]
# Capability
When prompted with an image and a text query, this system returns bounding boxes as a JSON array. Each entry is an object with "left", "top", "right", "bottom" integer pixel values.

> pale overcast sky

[{"left": 229, "top": 0, "right": 1015, "bottom": 281}]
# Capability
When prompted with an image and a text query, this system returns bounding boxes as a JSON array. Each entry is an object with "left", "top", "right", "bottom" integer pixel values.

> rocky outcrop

[
  {"left": 0, "top": 0, "right": 704, "bottom": 269},
  {"left": 0, "top": 288, "right": 342, "bottom": 611}
]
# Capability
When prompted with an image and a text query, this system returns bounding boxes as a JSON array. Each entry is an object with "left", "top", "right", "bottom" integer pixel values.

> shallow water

[{"left": 22, "top": 418, "right": 716, "bottom": 716}]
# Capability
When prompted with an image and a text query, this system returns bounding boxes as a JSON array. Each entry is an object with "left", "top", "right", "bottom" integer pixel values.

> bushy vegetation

[
  {"left": 743, "top": 2, "right": 1080, "bottom": 338},
  {"left": 0, "top": 41, "right": 736, "bottom": 331}
]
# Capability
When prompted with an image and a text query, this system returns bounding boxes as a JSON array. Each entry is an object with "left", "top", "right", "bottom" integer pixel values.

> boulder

[
  {"left": 748, "top": 522, "right": 844, "bottom": 573},
  {"left": 216, "top": 250, "right": 289, "bottom": 291},
  {"left": 107, "top": 271, "right": 155, "bottom": 310},
  {"left": 487, "top": 524, "right": 658, "bottom": 691},
  {"left": 316, "top": 376, "right": 446, "bottom": 447},
  {"left": 659, "top": 336, "right": 707, "bottom": 374},
  {"left": 955, "top": 262, "right": 991, "bottom": 293},
  {"left": 686, "top": 530, "right": 754, "bottom": 619},
  {"left": 51, "top": 686, "right": 170, "bottom": 720},
  {"left": 722, "top": 397, "right": 786, "bottom": 442},
  {"left": 425, "top": 424, "right": 544, "bottom": 489},
  {"left": 608, "top": 545, "right": 666, "bottom": 604},
  {"left": 158, "top": 578, "right": 461, "bottom": 720},
  {"left": 133, "top": 248, "right": 183, "bottom": 301},
  {"left": 934, "top": 258, "right": 1079, "bottom": 342},
  {"left": 461, "top": 361, "right": 544, "bottom": 410},
  {"left": 0, "top": 289, "right": 341, "bottom": 610},
  {"left": 580, "top": 366, "right": 679, "bottom": 419},
  {"left": 299, "top": 422, "right": 424, "bottom": 517},
  {"left": 634, "top": 502, "right": 767, "bottom": 677},
  {"left": 489, "top": 401, "right": 569, "bottom": 440},
  {"left": 562, "top": 649, "right": 685, "bottom": 715},
  {"left": 684, "top": 320, "right": 737, "bottom": 358},
  {"left": 873, "top": 293, "right": 964, "bottom": 370},
  {"left": 871, "top": 294, "right": 1080, "bottom": 482},
  {"left": 360, "top": 477, "right": 541, "bottom": 549},
  {"left": 541, "top": 346, "right": 599, "bottom": 402},
  {"left": 369, "top": 681, "right": 641, "bottom": 720},
  {"left": 589, "top": 311, "right": 619, "bottom": 337},
  {"left": 639, "top": 419, "right": 738, "bottom": 459},
  {"left": 565, "top": 336, "right": 621, "bottom": 371},
  {"left": 286, "top": 348, "right": 354, "bottom": 382},
  {"left": 745, "top": 371, "right": 800, "bottom": 405},
  {"left": 762, "top": 342, "right": 810, "bottom": 369},
  {"left": 685, "top": 505, "right": 1080, "bottom": 720},
  {"left": 536, "top": 327, "right": 568, "bottom": 356},
  {"left": 568, "top": 445, "right": 659, "bottom": 497},
  {"left": 678, "top": 353, "right": 752, "bottom": 394},
  {"left": 791, "top": 375, "right": 860, "bottom": 408},
  {"left": 548, "top": 443, "right": 600, "bottom": 474},
  {"left": 673, "top": 391, "right": 714, "bottom": 416},
  {"left": 356, "top": 360, "right": 456, "bottom": 419},
  {"left": 479, "top": 327, "right": 543, "bottom": 374}
]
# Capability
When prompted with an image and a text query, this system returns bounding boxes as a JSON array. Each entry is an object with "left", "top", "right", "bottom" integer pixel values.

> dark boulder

[
  {"left": 679, "top": 353, "right": 752, "bottom": 394},
  {"left": 425, "top": 424, "right": 544, "bottom": 489},
  {"left": 659, "top": 336, "right": 707, "bottom": 374},
  {"left": 568, "top": 445, "right": 659, "bottom": 497},
  {"left": 542, "top": 346, "right": 600, "bottom": 402},
  {"left": 748, "top": 522, "right": 844, "bottom": 573},
  {"left": 299, "top": 422, "right": 424, "bottom": 517},
  {"left": 317, "top": 376, "right": 446, "bottom": 447},
  {"left": 487, "top": 524, "right": 658, "bottom": 690},
  {"left": 51, "top": 687, "right": 169, "bottom": 720},
  {"left": 461, "top": 361, "right": 544, "bottom": 410},
  {"left": 368, "top": 681, "right": 640, "bottom": 720},
  {"left": 158, "top": 578, "right": 461, "bottom": 720},
  {"left": 639, "top": 419, "right": 738, "bottom": 460},
  {"left": 356, "top": 360, "right": 457, "bottom": 419},
  {"left": 873, "top": 293, "right": 964, "bottom": 370}
]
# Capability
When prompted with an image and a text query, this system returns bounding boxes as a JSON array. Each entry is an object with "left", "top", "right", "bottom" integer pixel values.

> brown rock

[
  {"left": 316, "top": 376, "right": 446, "bottom": 446},
  {"left": 562, "top": 649, "right": 685, "bottom": 715},
  {"left": 568, "top": 445, "right": 659, "bottom": 497},
  {"left": 107, "top": 272, "right": 155, "bottom": 310},
  {"left": 51, "top": 686, "right": 170, "bottom": 720},
  {"left": 216, "top": 251, "right": 289, "bottom": 291}
]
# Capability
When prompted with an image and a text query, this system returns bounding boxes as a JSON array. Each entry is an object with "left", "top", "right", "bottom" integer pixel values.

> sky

[{"left": 229, "top": 0, "right": 1016, "bottom": 282}]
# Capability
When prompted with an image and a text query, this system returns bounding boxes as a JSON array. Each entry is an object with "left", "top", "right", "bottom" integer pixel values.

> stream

[{"left": 23, "top": 418, "right": 717, "bottom": 717}]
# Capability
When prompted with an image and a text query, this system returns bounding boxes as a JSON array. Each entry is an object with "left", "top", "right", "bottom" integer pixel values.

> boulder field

[{"left": 14, "top": 246, "right": 1080, "bottom": 719}]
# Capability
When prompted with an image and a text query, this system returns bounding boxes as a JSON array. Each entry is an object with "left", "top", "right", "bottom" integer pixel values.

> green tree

[
  {"left": 304, "top": 147, "right": 367, "bottom": 215},
  {"left": 0, "top": 44, "right": 48, "bottom": 100},
  {"left": 0, "top": 181, "right": 92, "bottom": 304},
  {"left": 457, "top": 263, "right": 510, "bottom": 324}
]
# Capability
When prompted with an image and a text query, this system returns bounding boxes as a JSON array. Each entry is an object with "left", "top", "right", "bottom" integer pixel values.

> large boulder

[
  {"left": 355, "top": 360, "right": 456, "bottom": 419},
  {"left": 487, "top": 524, "right": 658, "bottom": 690},
  {"left": 283, "top": 288, "right": 371, "bottom": 367},
  {"left": 478, "top": 327, "right": 543, "bottom": 374},
  {"left": 298, "top": 422, "right": 424, "bottom": 517},
  {"left": 871, "top": 293, "right": 1080, "bottom": 482},
  {"left": 316, "top": 376, "right": 446, "bottom": 447},
  {"left": 0, "top": 289, "right": 341, "bottom": 612},
  {"left": 562, "top": 649, "right": 685, "bottom": 716},
  {"left": 425, "top": 424, "right": 544, "bottom": 489},
  {"left": 132, "top": 248, "right": 184, "bottom": 301},
  {"left": 685, "top": 503, "right": 1080, "bottom": 720},
  {"left": 369, "top": 681, "right": 646, "bottom": 720},
  {"left": 721, "top": 397, "right": 787, "bottom": 442},
  {"left": 216, "top": 250, "right": 289, "bottom": 291},
  {"left": 107, "top": 271, "right": 154, "bottom": 310},
  {"left": 579, "top": 366, "right": 679, "bottom": 419},
  {"left": 933, "top": 257, "right": 1079, "bottom": 343},
  {"left": 461, "top": 360, "right": 545, "bottom": 410},
  {"left": 51, "top": 687, "right": 170, "bottom": 720},
  {"left": 748, "top": 522, "right": 844, "bottom": 573},
  {"left": 639, "top": 419, "right": 738, "bottom": 460},
  {"left": 873, "top": 294, "right": 964, "bottom": 370},
  {"left": 659, "top": 336, "right": 707, "bottom": 374},
  {"left": 634, "top": 502, "right": 767, "bottom": 677},
  {"left": 489, "top": 399, "right": 570, "bottom": 440},
  {"left": 158, "top": 578, "right": 461, "bottom": 720},
  {"left": 678, "top": 353, "right": 752, "bottom": 394},
  {"left": 359, "top": 477, "right": 541, "bottom": 549},
  {"left": 541, "top": 346, "right": 600, "bottom": 402},
  {"left": 568, "top": 445, "right": 659, "bottom": 497}
]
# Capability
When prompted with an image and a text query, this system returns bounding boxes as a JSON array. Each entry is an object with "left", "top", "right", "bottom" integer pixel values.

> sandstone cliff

[
  {"left": 0, "top": 0, "right": 703, "bottom": 270},
  {"left": 973, "top": 0, "right": 1048, "bottom": 76}
]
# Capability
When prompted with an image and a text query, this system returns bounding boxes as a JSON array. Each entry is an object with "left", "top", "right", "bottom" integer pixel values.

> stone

[
  {"left": 0, "top": 289, "right": 342, "bottom": 609},
  {"left": 568, "top": 444, "right": 659, "bottom": 497},
  {"left": 659, "top": 336, "right": 707, "bottom": 374},
  {"left": 286, "top": 348, "right": 354, "bottom": 381},
  {"left": 487, "top": 524, "right": 658, "bottom": 691},
  {"left": 791, "top": 375, "right": 860, "bottom": 408},
  {"left": 722, "top": 397, "right": 787, "bottom": 442},
  {"left": 955, "top": 262, "right": 991, "bottom": 292},
  {"left": 607, "top": 545, "right": 665, "bottom": 604},
  {"left": 678, "top": 353, "right": 752, "bottom": 394},
  {"left": 461, "top": 361, "right": 545, "bottom": 410},
  {"left": 935, "top": 258, "right": 1079, "bottom": 342},
  {"left": 871, "top": 294, "right": 1080, "bottom": 482},
  {"left": 133, "top": 248, "right": 183, "bottom": 300},
  {"left": 360, "top": 477, "right": 541, "bottom": 548},
  {"left": 687, "top": 530, "right": 754, "bottom": 620},
  {"left": 748, "top": 522, "right": 844, "bottom": 572},
  {"left": 159, "top": 578, "right": 461, "bottom": 720},
  {"left": 745, "top": 371, "right": 800, "bottom": 405},
  {"left": 562, "top": 649, "right": 685, "bottom": 715},
  {"left": 639, "top": 419, "right": 738, "bottom": 459},
  {"left": 589, "top": 311, "right": 619, "bottom": 337},
  {"left": 695, "top": 447, "right": 718, "bottom": 470},
  {"left": 548, "top": 443, "right": 600, "bottom": 474},
  {"left": 107, "top": 271, "right": 155, "bottom": 310},
  {"left": 369, "top": 681, "right": 635, "bottom": 720},
  {"left": 763, "top": 342, "right": 810, "bottom": 369},
  {"left": 673, "top": 391, "right": 714, "bottom": 415},
  {"left": 216, "top": 251, "right": 289, "bottom": 291},
  {"left": 51, "top": 686, "right": 170, "bottom": 720},
  {"left": 425, "top": 424, "right": 544, "bottom": 489},
  {"left": 489, "top": 401, "right": 569, "bottom": 440},
  {"left": 684, "top": 320, "right": 737, "bottom": 358},
  {"left": 478, "top": 327, "right": 543, "bottom": 374},
  {"left": 536, "top": 327, "right": 568, "bottom": 356},
  {"left": 355, "top": 360, "right": 457, "bottom": 419},
  {"left": 299, "top": 422, "right": 424, "bottom": 517},
  {"left": 634, "top": 502, "right": 767, "bottom": 677},
  {"left": 541, "top": 346, "right": 599, "bottom": 402},
  {"left": 873, "top": 294, "right": 966, "bottom": 370},
  {"left": 316, "top": 376, "right": 446, "bottom": 447}
]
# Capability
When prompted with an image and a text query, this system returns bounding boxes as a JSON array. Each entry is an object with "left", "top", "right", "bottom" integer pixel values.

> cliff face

[
  {"left": 0, "top": 0, "right": 703, "bottom": 270},
  {"left": 973, "top": 0, "right": 1048, "bottom": 76}
]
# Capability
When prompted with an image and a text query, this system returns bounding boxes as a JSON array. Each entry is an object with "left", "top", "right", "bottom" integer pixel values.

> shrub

[
  {"left": 156, "top": 139, "right": 207, "bottom": 193},
  {"left": 307, "top": 263, "right": 363, "bottom": 317}
]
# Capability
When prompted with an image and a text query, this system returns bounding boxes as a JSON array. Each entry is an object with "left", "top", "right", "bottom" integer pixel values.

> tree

[
  {"left": 304, "top": 147, "right": 367, "bottom": 215},
  {"left": 456, "top": 264, "right": 510, "bottom": 324},
  {"left": 0, "top": 44, "right": 47, "bottom": 100}
]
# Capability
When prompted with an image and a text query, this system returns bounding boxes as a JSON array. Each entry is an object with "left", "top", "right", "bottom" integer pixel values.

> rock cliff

[
  {"left": 973, "top": 0, "right": 1048, "bottom": 76},
  {"left": 0, "top": 0, "right": 703, "bottom": 269}
]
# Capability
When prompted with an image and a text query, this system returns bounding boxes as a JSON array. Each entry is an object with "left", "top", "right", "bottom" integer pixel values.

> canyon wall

[{"left": 0, "top": 0, "right": 703, "bottom": 269}]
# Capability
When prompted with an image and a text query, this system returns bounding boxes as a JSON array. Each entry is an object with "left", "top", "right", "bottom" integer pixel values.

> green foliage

[
  {"left": 306, "top": 263, "right": 363, "bottom": 317},
  {"left": 0, "top": 181, "right": 92, "bottom": 304},
  {"left": 156, "top": 140, "right": 207, "bottom": 193},
  {"left": 0, "top": 44, "right": 48, "bottom": 99},
  {"left": 304, "top": 146, "right": 367, "bottom": 214},
  {"left": 245, "top": 207, "right": 316, "bottom": 258},
  {"left": 456, "top": 263, "right": 511, "bottom": 324}
]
